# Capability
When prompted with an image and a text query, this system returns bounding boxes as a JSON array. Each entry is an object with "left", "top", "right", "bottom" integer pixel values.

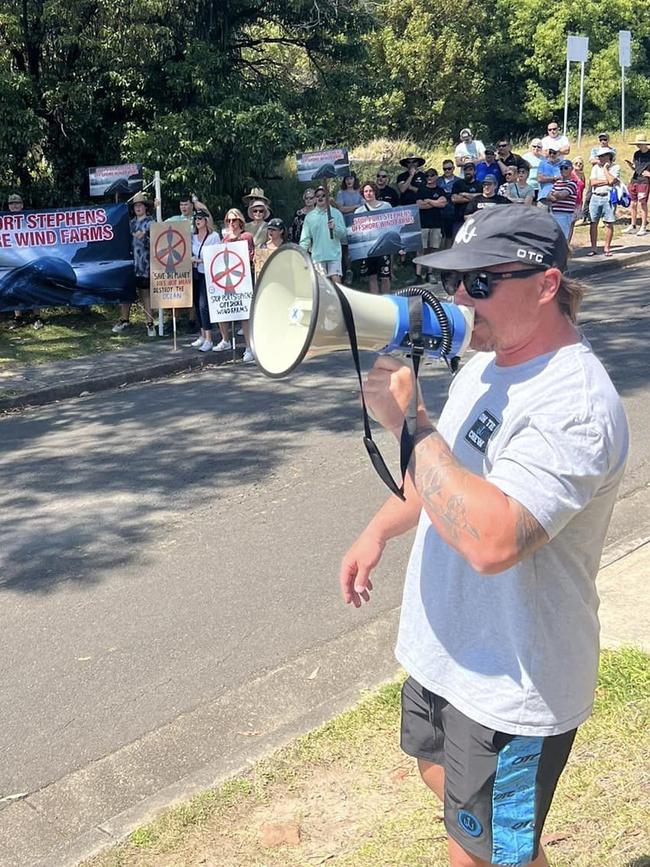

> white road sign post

[
  {"left": 564, "top": 36, "right": 589, "bottom": 143},
  {"left": 619, "top": 31, "right": 631, "bottom": 136}
]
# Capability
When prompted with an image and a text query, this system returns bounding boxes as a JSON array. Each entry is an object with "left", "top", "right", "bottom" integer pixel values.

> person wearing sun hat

[
  {"left": 623, "top": 133, "right": 650, "bottom": 235},
  {"left": 340, "top": 204, "right": 628, "bottom": 867},
  {"left": 454, "top": 128, "right": 486, "bottom": 167},
  {"left": 245, "top": 199, "right": 271, "bottom": 247},
  {"left": 242, "top": 187, "right": 270, "bottom": 207},
  {"left": 397, "top": 153, "right": 427, "bottom": 205},
  {"left": 112, "top": 191, "right": 157, "bottom": 336}
]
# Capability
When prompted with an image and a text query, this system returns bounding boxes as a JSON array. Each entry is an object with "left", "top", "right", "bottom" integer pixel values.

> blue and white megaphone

[{"left": 250, "top": 243, "right": 474, "bottom": 378}]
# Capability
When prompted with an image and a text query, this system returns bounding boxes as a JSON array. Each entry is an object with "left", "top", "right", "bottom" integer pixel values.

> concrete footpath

[{"left": 1, "top": 234, "right": 650, "bottom": 413}]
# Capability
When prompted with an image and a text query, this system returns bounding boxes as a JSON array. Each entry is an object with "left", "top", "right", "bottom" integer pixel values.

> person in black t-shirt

[
  {"left": 496, "top": 139, "right": 530, "bottom": 173},
  {"left": 397, "top": 154, "right": 427, "bottom": 205},
  {"left": 464, "top": 175, "right": 511, "bottom": 218},
  {"left": 415, "top": 170, "right": 448, "bottom": 282},
  {"left": 624, "top": 135, "right": 650, "bottom": 235},
  {"left": 375, "top": 168, "right": 400, "bottom": 207},
  {"left": 451, "top": 162, "right": 482, "bottom": 233}
]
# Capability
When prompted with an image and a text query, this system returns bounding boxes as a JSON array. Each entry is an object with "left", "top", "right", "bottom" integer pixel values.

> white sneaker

[
  {"left": 242, "top": 348, "right": 255, "bottom": 363},
  {"left": 236, "top": 328, "right": 244, "bottom": 336},
  {"left": 199, "top": 340, "right": 213, "bottom": 352},
  {"left": 190, "top": 337, "right": 205, "bottom": 348},
  {"left": 112, "top": 320, "right": 130, "bottom": 333},
  {"left": 213, "top": 338, "right": 231, "bottom": 352},
  {"left": 636, "top": 227, "right": 648, "bottom": 236},
  {"left": 623, "top": 225, "right": 637, "bottom": 234}
]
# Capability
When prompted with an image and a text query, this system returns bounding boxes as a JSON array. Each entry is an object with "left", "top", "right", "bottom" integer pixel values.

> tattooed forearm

[
  {"left": 514, "top": 504, "right": 548, "bottom": 558},
  {"left": 411, "top": 432, "right": 481, "bottom": 543}
]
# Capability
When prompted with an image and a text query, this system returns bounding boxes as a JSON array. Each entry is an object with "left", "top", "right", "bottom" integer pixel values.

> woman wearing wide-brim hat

[
  {"left": 242, "top": 187, "right": 270, "bottom": 207},
  {"left": 397, "top": 154, "right": 427, "bottom": 207},
  {"left": 245, "top": 199, "right": 271, "bottom": 247},
  {"left": 624, "top": 133, "right": 650, "bottom": 235}
]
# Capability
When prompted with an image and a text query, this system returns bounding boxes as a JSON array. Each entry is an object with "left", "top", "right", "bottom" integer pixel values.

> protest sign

[
  {"left": 203, "top": 241, "right": 254, "bottom": 322},
  {"left": 0, "top": 204, "right": 134, "bottom": 312},
  {"left": 296, "top": 148, "right": 350, "bottom": 182},
  {"left": 149, "top": 222, "right": 193, "bottom": 308},
  {"left": 345, "top": 206, "right": 421, "bottom": 262},
  {"left": 88, "top": 163, "right": 143, "bottom": 197}
]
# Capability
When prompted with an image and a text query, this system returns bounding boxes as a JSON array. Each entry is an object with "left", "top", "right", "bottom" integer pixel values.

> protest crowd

[{"left": 3, "top": 124, "right": 649, "bottom": 347}]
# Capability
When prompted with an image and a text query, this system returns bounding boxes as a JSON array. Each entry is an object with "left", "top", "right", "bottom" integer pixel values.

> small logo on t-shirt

[
  {"left": 458, "top": 810, "right": 483, "bottom": 837},
  {"left": 465, "top": 409, "right": 500, "bottom": 453}
]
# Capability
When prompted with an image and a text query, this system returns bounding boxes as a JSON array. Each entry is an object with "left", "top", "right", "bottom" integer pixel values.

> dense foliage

[{"left": 1, "top": 0, "right": 648, "bottom": 210}]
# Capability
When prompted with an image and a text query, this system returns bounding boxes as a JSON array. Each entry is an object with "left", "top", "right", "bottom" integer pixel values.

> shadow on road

[
  {"left": 0, "top": 352, "right": 450, "bottom": 594},
  {"left": 1, "top": 260, "right": 648, "bottom": 596}
]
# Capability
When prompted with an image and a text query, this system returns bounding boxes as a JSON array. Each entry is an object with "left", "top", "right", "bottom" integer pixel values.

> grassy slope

[{"left": 85, "top": 647, "right": 650, "bottom": 867}]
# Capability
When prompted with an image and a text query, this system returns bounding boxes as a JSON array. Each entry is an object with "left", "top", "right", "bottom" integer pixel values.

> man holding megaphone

[{"left": 339, "top": 208, "right": 628, "bottom": 867}]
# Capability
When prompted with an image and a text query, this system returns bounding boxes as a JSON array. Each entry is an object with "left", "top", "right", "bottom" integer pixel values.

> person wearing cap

[
  {"left": 299, "top": 185, "right": 347, "bottom": 284},
  {"left": 6, "top": 194, "right": 45, "bottom": 331},
  {"left": 541, "top": 120, "right": 570, "bottom": 156},
  {"left": 623, "top": 134, "right": 650, "bottom": 235},
  {"left": 588, "top": 147, "right": 621, "bottom": 256},
  {"left": 548, "top": 160, "right": 578, "bottom": 239},
  {"left": 396, "top": 155, "right": 427, "bottom": 205},
  {"left": 254, "top": 218, "right": 286, "bottom": 275},
  {"left": 522, "top": 138, "right": 544, "bottom": 194},
  {"left": 112, "top": 192, "right": 157, "bottom": 335},
  {"left": 464, "top": 175, "right": 510, "bottom": 217},
  {"left": 589, "top": 132, "right": 617, "bottom": 165},
  {"left": 474, "top": 147, "right": 504, "bottom": 187},
  {"left": 536, "top": 148, "right": 563, "bottom": 202},
  {"left": 339, "top": 205, "right": 628, "bottom": 867},
  {"left": 450, "top": 162, "right": 482, "bottom": 233},
  {"left": 454, "top": 128, "right": 485, "bottom": 167}
]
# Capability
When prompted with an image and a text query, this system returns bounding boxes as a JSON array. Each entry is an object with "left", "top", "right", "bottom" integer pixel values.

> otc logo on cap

[{"left": 413, "top": 206, "right": 568, "bottom": 273}]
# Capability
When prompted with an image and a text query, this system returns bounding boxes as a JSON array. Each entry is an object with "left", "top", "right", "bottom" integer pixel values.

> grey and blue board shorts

[{"left": 401, "top": 676, "right": 576, "bottom": 866}]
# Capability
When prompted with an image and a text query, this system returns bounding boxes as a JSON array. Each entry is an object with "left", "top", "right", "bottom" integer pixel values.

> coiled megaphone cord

[{"left": 393, "top": 286, "right": 453, "bottom": 358}]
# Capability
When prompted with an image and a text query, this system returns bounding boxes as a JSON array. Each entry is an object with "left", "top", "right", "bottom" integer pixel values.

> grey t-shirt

[{"left": 395, "top": 340, "right": 628, "bottom": 736}]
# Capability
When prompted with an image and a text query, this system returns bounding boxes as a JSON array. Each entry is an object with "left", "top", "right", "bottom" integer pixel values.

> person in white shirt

[
  {"left": 588, "top": 147, "right": 621, "bottom": 256},
  {"left": 339, "top": 206, "right": 628, "bottom": 867},
  {"left": 541, "top": 120, "right": 570, "bottom": 156},
  {"left": 454, "top": 128, "right": 485, "bottom": 167}
]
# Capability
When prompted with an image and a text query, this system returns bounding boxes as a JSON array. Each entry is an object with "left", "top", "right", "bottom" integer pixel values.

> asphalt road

[{"left": 0, "top": 263, "right": 649, "bottom": 865}]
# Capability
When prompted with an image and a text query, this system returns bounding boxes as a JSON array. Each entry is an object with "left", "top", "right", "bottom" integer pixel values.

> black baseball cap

[
  {"left": 414, "top": 207, "right": 568, "bottom": 272},
  {"left": 267, "top": 217, "right": 285, "bottom": 231}
]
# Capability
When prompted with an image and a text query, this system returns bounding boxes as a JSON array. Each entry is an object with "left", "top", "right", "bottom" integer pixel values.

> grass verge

[
  {"left": 84, "top": 647, "right": 649, "bottom": 867},
  {"left": 0, "top": 305, "right": 161, "bottom": 370}
]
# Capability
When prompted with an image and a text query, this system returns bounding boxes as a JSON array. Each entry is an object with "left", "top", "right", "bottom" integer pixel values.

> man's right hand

[{"left": 339, "top": 529, "right": 386, "bottom": 608}]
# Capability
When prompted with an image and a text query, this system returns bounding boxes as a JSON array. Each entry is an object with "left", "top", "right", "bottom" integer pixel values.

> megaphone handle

[{"left": 332, "top": 286, "right": 422, "bottom": 501}]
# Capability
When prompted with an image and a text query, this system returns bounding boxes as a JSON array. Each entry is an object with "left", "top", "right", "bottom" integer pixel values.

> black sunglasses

[
  {"left": 376, "top": 174, "right": 388, "bottom": 178},
  {"left": 441, "top": 268, "right": 546, "bottom": 299}
]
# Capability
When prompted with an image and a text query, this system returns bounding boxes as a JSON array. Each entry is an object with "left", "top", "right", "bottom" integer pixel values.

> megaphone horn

[{"left": 250, "top": 244, "right": 474, "bottom": 379}]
